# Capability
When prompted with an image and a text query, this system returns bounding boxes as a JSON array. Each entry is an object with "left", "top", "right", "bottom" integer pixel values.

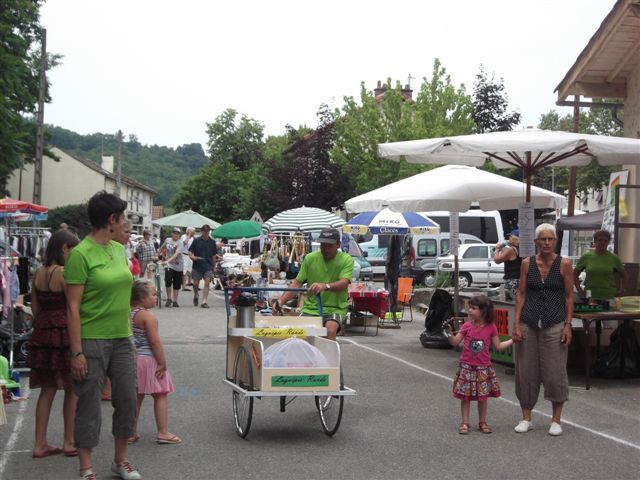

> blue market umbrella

[{"left": 343, "top": 208, "right": 440, "bottom": 235}]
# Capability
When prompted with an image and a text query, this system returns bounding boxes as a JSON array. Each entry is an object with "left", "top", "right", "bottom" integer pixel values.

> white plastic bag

[{"left": 263, "top": 338, "right": 329, "bottom": 368}]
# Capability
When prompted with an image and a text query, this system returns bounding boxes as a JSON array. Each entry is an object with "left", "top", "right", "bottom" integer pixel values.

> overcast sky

[{"left": 40, "top": 0, "right": 617, "bottom": 150}]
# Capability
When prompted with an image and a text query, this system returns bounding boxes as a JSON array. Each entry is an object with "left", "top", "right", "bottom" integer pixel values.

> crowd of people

[{"left": 24, "top": 190, "right": 633, "bottom": 479}]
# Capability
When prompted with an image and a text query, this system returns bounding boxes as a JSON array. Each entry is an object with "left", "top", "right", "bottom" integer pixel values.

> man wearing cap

[
  {"left": 188, "top": 224, "right": 218, "bottom": 308},
  {"left": 159, "top": 227, "right": 186, "bottom": 307},
  {"left": 135, "top": 229, "right": 157, "bottom": 279},
  {"left": 273, "top": 228, "right": 354, "bottom": 341}
]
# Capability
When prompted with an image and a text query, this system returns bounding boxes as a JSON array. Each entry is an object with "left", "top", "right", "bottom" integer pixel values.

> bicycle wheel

[
  {"left": 315, "top": 394, "right": 344, "bottom": 436},
  {"left": 232, "top": 346, "right": 254, "bottom": 438}
]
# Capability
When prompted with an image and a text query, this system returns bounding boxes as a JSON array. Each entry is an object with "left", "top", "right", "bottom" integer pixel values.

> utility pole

[
  {"left": 33, "top": 28, "right": 47, "bottom": 205},
  {"left": 116, "top": 130, "right": 123, "bottom": 197},
  {"left": 567, "top": 94, "right": 580, "bottom": 216}
]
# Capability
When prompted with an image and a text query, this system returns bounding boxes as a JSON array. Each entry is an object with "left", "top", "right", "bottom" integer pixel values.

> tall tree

[
  {"left": 537, "top": 104, "right": 622, "bottom": 195},
  {"left": 472, "top": 65, "right": 521, "bottom": 133},
  {"left": 0, "top": 0, "right": 60, "bottom": 193},
  {"left": 205, "top": 108, "right": 264, "bottom": 170},
  {"left": 333, "top": 59, "right": 475, "bottom": 198}
]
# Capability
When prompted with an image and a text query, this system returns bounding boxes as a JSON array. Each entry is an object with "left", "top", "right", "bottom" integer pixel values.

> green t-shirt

[
  {"left": 296, "top": 250, "right": 354, "bottom": 315},
  {"left": 63, "top": 237, "right": 133, "bottom": 339},
  {"left": 576, "top": 250, "right": 624, "bottom": 300}
]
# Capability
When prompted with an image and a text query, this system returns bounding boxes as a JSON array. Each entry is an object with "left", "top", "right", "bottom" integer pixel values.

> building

[
  {"left": 7, "top": 147, "right": 156, "bottom": 232},
  {"left": 555, "top": 0, "right": 640, "bottom": 264}
]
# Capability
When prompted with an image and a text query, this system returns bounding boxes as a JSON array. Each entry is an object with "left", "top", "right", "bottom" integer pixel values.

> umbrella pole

[{"left": 454, "top": 254, "right": 459, "bottom": 315}]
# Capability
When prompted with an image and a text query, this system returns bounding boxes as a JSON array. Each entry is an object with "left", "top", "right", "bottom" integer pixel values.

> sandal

[
  {"left": 458, "top": 423, "right": 470, "bottom": 435},
  {"left": 156, "top": 433, "right": 182, "bottom": 444},
  {"left": 478, "top": 422, "right": 492, "bottom": 434},
  {"left": 127, "top": 434, "right": 140, "bottom": 444}
]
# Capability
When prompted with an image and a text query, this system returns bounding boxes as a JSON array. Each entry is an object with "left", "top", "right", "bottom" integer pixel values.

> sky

[{"left": 40, "top": 0, "right": 618, "bottom": 150}]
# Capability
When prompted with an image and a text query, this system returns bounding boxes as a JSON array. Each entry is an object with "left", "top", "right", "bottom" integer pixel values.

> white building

[{"left": 7, "top": 147, "right": 156, "bottom": 232}]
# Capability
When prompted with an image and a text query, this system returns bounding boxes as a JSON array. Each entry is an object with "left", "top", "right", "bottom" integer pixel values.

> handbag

[{"left": 264, "top": 239, "right": 280, "bottom": 270}]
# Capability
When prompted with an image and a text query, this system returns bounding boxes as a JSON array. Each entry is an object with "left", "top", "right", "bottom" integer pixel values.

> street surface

[{"left": 1, "top": 286, "right": 639, "bottom": 479}]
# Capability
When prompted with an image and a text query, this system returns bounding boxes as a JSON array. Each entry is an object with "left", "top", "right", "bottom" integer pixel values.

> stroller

[{"left": 419, "top": 289, "right": 454, "bottom": 349}]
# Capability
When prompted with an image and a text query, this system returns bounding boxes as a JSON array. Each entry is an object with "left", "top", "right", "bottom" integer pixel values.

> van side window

[
  {"left": 463, "top": 246, "right": 487, "bottom": 259},
  {"left": 417, "top": 239, "right": 437, "bottom": 257},
  {"left": 440, "top": 239, "right": 450, "bottom": 255}
]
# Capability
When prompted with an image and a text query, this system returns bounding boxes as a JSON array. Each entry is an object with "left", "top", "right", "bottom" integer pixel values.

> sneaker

[
  {"left": 172, "top": 301, "right": 179, "bottom": 307},
  {"left": 165, "top": 299, "right": 172, "bottom": 308},
  {"left": 514, "top": 420, "right": 533, "bottom": 433},
  {"left": 193, "top": 297, "right": 198, "bottom": 307},
  {"left": 80, "top": 469, "right": 97, "bottom": 480},
  {"left": 201, "top": 303, "right": 209, "bottom": 309},
  {"left": 548, "top": 422, "right": 563, "bottom": 436},
  {"left": 111, "top": 461, "right": 142, "bottom": 480}
]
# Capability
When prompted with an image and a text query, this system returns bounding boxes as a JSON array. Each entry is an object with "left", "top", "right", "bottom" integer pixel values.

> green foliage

[
  {"left": 206, "top": 108, "right": 264, "bottom": 169},
  {"left": 0, "top": 0, "right": 61, "bottom": 193},
  {"left": 434, "top": 271, "right": 452, "bottom": 288},
  {"left": 45, "top": 125, "right": 208, "bottom": 205},
  {"left": 44, "top": 203, "right": 92, "bottom": 237},
  {"left": 537, "top": 105, "right": 622, "bottom": 195},
  {"left": 332, "top": 59, "right": 475, "bottom": 197},
  {"left": 472, "top": 65, "right": 521, "bottom": 133}
]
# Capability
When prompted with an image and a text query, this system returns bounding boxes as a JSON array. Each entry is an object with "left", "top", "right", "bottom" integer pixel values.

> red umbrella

[{"left": 0, "top": 197, "right": 48, "bottom": 215}]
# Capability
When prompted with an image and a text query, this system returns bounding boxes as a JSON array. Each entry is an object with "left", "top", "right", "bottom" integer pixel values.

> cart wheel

[
  {"left": 232, "top": 346, "right": 254, "bottom": 438},
  {"left": 315, "top": 394, "right": 344, "bottom": 436}
]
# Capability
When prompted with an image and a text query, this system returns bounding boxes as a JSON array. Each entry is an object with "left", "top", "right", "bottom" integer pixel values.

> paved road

[{"left": 1, "top": 286, "right": 639, "bottom": 479}]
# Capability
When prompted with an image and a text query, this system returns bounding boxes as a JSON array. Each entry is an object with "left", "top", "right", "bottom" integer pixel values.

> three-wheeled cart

[{"left": 222, "top": 286, "right": 356, "bottom": 438}]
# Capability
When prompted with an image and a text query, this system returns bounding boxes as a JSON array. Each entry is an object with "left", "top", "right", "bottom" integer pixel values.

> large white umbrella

[
  {"left": 345, "top": 165, "right": 566, "bottom": 213},
  {"left": 152, "top": 210, "right": 220, "bottom": 229},
  {"left": 378, "top": 129, "right": 640, "bottom": 202},
  {"left": 263, "top": 206, "right": 345, "bottom": 234}
]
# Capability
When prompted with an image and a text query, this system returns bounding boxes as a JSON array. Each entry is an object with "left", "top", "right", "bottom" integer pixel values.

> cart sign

[
  {"left": 252, "top": 327, "right": 307, "bottom": 338},
  {"left": 271, "top": 375, "right": 329, "bottom": 388}
]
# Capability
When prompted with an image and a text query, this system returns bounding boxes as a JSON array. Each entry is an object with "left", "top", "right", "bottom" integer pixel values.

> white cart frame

[{"left": 223, "top": 286, "right": 356, "bottom": 438}]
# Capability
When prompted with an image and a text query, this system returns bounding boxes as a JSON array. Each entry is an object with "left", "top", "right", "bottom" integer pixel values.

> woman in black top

[
  {"left": 494, "top": 230, "right": 522, "bottom": 301},
  {"left": 513, "top": 224, "right": 574, "bottom": 437}
]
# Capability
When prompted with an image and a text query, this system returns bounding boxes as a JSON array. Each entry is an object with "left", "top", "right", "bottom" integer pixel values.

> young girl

[
  {"left": 129, "top": 280, "right": 181, "bottom": 445},
  {"left": 447, "top": 295, "right": 513, "bottom": 434}
]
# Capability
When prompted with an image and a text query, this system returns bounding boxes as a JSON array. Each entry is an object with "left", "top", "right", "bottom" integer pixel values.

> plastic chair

[{"left": 396, "top": 277, "right": 414, "bottom": 322}]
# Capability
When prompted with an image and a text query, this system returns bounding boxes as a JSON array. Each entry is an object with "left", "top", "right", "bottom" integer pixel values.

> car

[{"left": 437, "top": 243, "right": 504, "bottom": 288}]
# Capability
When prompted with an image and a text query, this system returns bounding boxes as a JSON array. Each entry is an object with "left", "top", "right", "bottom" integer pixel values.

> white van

[
  {"left": 409, "top": 232, "right": 484, "bottom": 286},
  {"left": 418, "top": 210, "right": 504, "bottom": 244},
  {"left": 357, "top": 210, "right": 504, "bottom": 278}
]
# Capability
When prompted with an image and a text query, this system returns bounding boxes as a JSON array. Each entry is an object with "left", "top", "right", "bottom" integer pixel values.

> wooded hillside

[{"left": 45, "top": 125, "right": 207, "bottom": 205}]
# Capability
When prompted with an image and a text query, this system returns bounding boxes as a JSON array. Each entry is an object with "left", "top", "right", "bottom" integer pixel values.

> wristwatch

[
  {"left": 70, "top": 351, "right": 84, "bottom": 358},
  {"left": 325, "top": 283, "right": 331, "bottom": 291}
]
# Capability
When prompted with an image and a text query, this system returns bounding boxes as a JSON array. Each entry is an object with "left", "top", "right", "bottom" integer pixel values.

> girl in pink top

[{"left": 447, "top": 295, "right": 513, "bottom": 435}]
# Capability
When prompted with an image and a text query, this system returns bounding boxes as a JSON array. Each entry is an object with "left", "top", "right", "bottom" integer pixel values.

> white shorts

[{"left": 183, "top": 255, "right": 193, "bottom": 274}]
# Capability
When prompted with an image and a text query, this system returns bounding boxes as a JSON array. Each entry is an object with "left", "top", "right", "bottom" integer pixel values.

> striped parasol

[{"left": 263, "top": 207, "right": 345, "bottom": 234}]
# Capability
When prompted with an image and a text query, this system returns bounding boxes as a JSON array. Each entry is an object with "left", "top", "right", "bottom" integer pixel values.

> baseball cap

[
  {"left": 510, "top": 229, "right": 520, "bottom": 237},
  {"left": 317, "top": 228, "right": 340, "bottom": 244},
  {"left": 201, "top": 224, "right": 211, "bottom": 231},
  {"left": 172, "top": 227, "right": 181, "bottom": 233}
]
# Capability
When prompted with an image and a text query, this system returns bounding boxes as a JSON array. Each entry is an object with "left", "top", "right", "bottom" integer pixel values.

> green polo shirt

[
  {"left": 576, "top": 250, "right": 624, "bottom": 300},
  {"left": 63, "top": 237, "right": 133, "bottom": 339},
  {"left": 296, "top": 250, "right": 354, "bottom": 315}
]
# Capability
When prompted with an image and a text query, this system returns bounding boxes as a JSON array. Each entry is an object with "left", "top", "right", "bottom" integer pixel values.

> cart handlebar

[{"left": 223, "top": 286, "right": 323, "bottom": 317}]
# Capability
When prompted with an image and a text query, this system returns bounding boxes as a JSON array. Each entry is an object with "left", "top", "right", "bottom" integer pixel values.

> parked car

[
  {"left": 437, "top": 243, "right": 504, "bottom": 288},
  {"left": 408, "top": 233, "right": 484, "bottom": 286}
]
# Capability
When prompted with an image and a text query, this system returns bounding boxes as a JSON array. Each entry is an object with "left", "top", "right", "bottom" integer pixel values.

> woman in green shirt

[
  {"left": 64, "top": 191, "right": 141, "bottom": 480},
  {"left": 573, "top": 230, "right": 628, "bottom": 302}
]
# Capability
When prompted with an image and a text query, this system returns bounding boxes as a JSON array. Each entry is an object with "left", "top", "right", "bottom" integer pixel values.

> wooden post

[{"left": 567, "top": 95, "right": 580, "bottom": 216}]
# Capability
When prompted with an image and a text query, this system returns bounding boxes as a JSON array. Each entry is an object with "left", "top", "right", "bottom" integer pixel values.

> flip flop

[
  {"left": 127, "top": 434, "right": 140, "bottom": 445},
  {"left": 32, "top": 446, "right": 63, "bottom": 458},
  {"left": 63, "top": 449, "right": 78, "bottom": 457},
  {"left": 156, "top": 434, "right": 182, "bottom": 444}
]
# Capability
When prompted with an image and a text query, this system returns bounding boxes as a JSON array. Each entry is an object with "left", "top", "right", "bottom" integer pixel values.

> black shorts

[{"left": 164, "top": 268, "right": 183, "bottom": 290}]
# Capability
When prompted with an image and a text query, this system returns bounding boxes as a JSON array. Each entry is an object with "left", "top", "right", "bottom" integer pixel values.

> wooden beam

[{"left": 573, "top": 80, "right": 627, "bottom": 99}]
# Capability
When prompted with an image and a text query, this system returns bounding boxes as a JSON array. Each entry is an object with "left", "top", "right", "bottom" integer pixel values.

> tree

[
  {"left": 0, "top": 0, "right": 60, "bottom": 193},
  {"left": 44, "top": 203, "right": 92, "bottom": 237},
  {"left": 537, "top": 105, "right": 622, "bottom": 195},
  {"left": 333, "top": 59, "right": 476, "bottom": 198},
  {"left": 472, "top": 65, "right": 521, "bottom": 133},
  {"left": 205, "top": 108, "right": 264, "bottom": 170}
]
